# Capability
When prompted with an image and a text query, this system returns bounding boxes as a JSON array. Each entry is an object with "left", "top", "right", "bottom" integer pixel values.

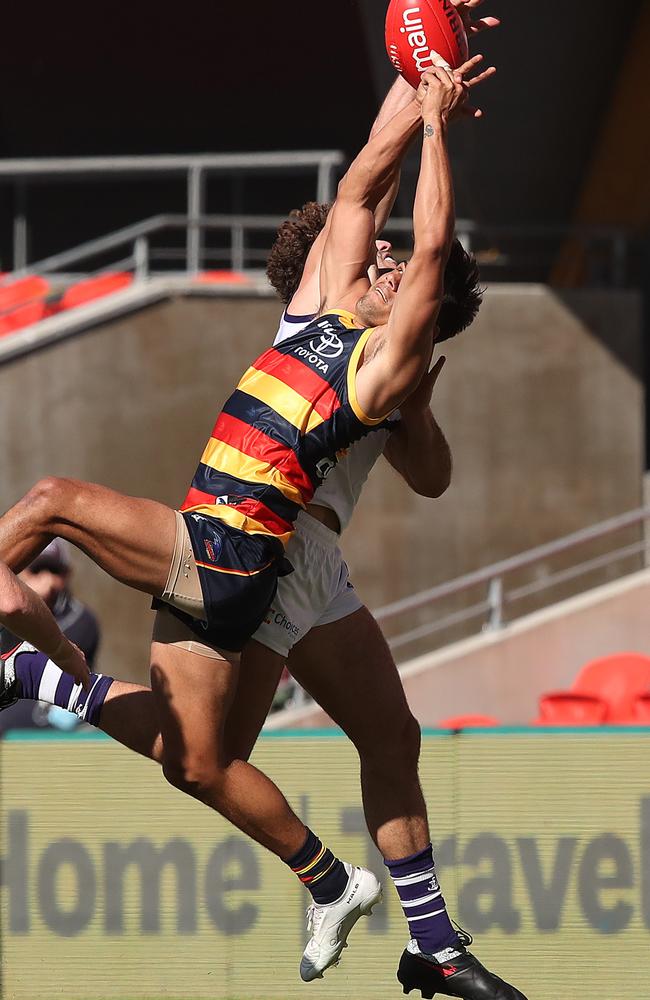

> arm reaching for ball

[
  {"left": 353, "top": 64, "right": 474, "bottom": 419},
  {"left": 287, "top": 74, "right": 417, "bottom": 318},
  {"left": 318, "top": 99, "right": 423, "bottom": 316}
]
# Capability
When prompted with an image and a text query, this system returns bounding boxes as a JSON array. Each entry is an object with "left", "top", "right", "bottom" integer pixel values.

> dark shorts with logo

[{"left": 163, "top": 512, "right": 292, "bottom": 653}]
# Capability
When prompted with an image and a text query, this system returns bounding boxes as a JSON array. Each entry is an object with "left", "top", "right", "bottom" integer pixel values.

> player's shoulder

[{"left": 273, "top": 309, "right": 318, "bottom": 347}]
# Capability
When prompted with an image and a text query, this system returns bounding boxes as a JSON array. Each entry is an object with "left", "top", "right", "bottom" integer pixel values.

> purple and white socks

[
  {"left": 11, "top": 646, "right": 113, "bottom": 726},
  {"left": 385, "top": 844, "right": 462, "bottom": 961}
]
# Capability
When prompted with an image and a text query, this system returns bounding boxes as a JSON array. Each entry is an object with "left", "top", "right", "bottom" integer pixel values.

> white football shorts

[{"left": 252, "top": 510, "right": 363, "bottom": 658}]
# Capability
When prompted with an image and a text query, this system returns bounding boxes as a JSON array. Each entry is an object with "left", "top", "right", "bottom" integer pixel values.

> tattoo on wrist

[{"left": 424, "top": 123, "right": 435, "bottom": 139}]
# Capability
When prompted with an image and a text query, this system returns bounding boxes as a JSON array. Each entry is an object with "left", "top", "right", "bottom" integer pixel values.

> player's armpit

[{"left": 319, "top": 197, "right": 376, "bottom": 314}]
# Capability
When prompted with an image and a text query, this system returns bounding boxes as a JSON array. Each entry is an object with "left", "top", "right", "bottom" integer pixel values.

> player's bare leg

[
  {"left": 0, "top": 477, "right": 176, "bottom": 592},
  {"left": 288, "top": 607, "right": 428, "bottom": 859},
  {"left": 288, "top": 609, "right": 527, "bottom": 998},
  {"left": 97, "top": 681, "right": 164, "bottom": 761},
  {"left": 150, "top": 635, "right": 381, "bottom": 981},
  {"left": 149, "top": 638, "right": 309, "bottom": 856}
]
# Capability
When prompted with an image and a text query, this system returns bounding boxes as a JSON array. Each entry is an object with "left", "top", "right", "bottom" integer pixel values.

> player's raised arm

[
  {"left": 318, "top": 98, "right": 423, "bottom": 315},
  {"left": 355, "top": 64, "right": 472, "bottom": 420},
  {"left": 283, "top": 76, "right": 417, "bottom": 318}
]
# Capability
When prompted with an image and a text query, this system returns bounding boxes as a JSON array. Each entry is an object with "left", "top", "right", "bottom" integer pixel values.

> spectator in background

[{"left": 0, "top": 539, "right": 100, "bottom": 733}]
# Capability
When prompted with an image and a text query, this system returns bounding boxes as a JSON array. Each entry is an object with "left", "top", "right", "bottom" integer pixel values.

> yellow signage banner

[{"left": 1, "top": 730, "right": 648, "bottom": 999}]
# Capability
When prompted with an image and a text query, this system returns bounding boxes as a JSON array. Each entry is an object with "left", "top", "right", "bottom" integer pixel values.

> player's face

[
  {"left": 356, "top": 264, "right": 406, "bottom": 326},
  {"left": 367, "top": 241, "right": 399, "bottom": 284},
  {"left": 375, "top": 240, "right": 398, "bottom": 271}
]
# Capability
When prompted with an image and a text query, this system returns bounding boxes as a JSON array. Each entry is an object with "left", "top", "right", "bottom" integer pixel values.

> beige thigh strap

[
  {"left": 162, "top": 510, "right": 207, "bottom": 620},
  {"left": 152, "top": 606, "right": 240, "bottom": 662}
]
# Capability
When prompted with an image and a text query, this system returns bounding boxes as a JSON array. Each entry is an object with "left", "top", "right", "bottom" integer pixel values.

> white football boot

[
  {"left": 300, "top": 864, "right": 382, "bottom": 982},
  {"left": 0, "top": 640, "right": 35, "bottom": 709}
]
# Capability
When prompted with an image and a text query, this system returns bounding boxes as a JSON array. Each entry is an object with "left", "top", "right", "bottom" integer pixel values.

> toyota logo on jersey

[{"left": 309, "top": 331, "right": 344, "bottom": 358}]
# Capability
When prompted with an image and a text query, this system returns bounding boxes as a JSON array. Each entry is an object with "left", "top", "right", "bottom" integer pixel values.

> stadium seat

[
  {"left": 536, "top": 652, "right": 650, "bottom": 724},
  {"left": 436, "top": 713, "right": 501, "bottom": 729},
  {"left": 0, "top": 276, "right": 50, "bottom": 314},
  {"left": 0, "top": 300, "right": 48, "bottom": 337},
  {"left": 194, "top": 270, "right": 252, "bottom": 285},
  {"left": 626, "top": 693, "right": 650, "bottom": 724},
  {"left": 57, "top": 272, "right": 133, "bottom": 311},
  {"left": 535, "top": 692, "right": 607, "bottom": 726}
]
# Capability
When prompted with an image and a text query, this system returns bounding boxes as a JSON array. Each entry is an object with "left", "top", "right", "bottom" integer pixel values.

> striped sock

[
  {"left": 13, "top": 648, "right": 113, "bottom": 727},
  {"left": 286, "top": 828, "right": 350, "bottom": 905},
  {"left": 385, "top": 845, "right": 462, "bottom": 960}
]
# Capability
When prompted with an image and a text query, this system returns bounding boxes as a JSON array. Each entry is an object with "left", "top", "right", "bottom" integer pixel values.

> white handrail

[{"left": 374, "top": 505, "right": 650, "bottom": 626}]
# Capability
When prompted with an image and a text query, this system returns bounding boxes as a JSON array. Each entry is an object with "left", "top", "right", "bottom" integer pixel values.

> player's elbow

[
  {"left": 421, "top": 471, "right": 452, "bottom": 499},
  {"left": 410, "top": 464, "right": 451, "bottom": 499},
  {"left": 337, "top": 165, "right": 378, "bottom": 209},
  {"left": 0, "top": 582, "right": 29, "bottom": 619},
  {"left": 411, "top": 238, "right": 449, "bottom": 263}
]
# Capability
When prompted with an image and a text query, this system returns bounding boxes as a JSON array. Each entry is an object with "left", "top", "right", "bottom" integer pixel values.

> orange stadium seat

[
  {"left": 57, "top": 272, "right": 133, "bottom": 311},
  {"left": 536, "top": 652, "right": 650, "bottom": 725},
  {"left": 535, "top": 693, "right": 607, "bottom": 726},
  {"left": 436, "top": 714, "right": 501, "bottom": 729},
  {"left": 625, "top": 692, "right": 650, "bottom": 724},
  {"left": 0, "top": 275, "right": 50, "bottom": 314},
  {"left": 194, "top": 270, "right": 252, "bottom": 285},
  {"left": 0, "top": 300, "right": 48, "bottom": 337}
]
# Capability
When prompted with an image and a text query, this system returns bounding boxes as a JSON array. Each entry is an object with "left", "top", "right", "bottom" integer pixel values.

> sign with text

[{"left": 1, "top": 731, "right": 648, "bottom": 999}]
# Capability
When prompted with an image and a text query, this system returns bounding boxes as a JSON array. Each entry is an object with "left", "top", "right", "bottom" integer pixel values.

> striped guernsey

[{"left": 181, "top": 311, "right": 390, "bottom": 547}]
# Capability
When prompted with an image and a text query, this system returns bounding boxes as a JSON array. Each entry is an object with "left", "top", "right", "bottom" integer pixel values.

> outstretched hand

[
  {"left": 416, "top": 53, "right": 496, "bottom": 121},
  {"left": 451, "top": 0, "right": 500, "bottom": 39}
]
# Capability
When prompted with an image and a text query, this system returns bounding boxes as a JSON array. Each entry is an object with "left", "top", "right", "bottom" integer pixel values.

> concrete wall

[
  {"left": 0, "top": 286, "right": 643, "bottom": 683},
  {"left": 269, "top": 567, "right": 650, "bottom": 729}
]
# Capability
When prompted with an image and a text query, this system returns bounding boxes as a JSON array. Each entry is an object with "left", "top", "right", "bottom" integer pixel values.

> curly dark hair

[
  {"left": 267, "top": 206, "right": 483, "bottom": 337},
  {"left": 437, "top": 238, "right": 483, "bottom": 342},
  {"left": 266, "top": 201, "right": 331, "bottom": 304}
]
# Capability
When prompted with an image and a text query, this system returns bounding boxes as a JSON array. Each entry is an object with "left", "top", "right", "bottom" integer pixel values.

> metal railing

[
  {"left": 373, "top": 506, "right": 650, "bottom": 652},
  {"left": 13, "top": 213, "right": 293, "bottom": 280},
  {"left": 0, "top": 153, "right": 635, "bottom": 284},
  {"left": 0, "top": 152, "right": 345, "bottom": 273},
  {"left": 8, "top": 210, "right": 634, "bottom": 288}
]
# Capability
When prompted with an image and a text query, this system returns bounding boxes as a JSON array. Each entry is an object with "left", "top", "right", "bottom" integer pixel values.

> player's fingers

[
  {"left": 469, "top": 16, "right": 501, "bottom": 34},
  {"left": 462, "top": 103, "right": 483, "bottom": 118},
  {"left": 429, "top": 50, "right": 453, "bottom": 75},
  {"left": 429, "top": 65, "right": 456, "bottom": 91},
  {"left": 467, "top": 65, "right": 497, "bottom": 88},
  {"left": 429, "top": 355, "right": 446, "bottom": 385},
  {"left": 455, "top": 53, "right": 484, "bottom": 78}
]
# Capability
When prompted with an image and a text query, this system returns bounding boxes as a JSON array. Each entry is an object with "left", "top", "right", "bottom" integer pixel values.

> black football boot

[{"left": 397, "top": 939, "right": 528, "bottom": 1000}]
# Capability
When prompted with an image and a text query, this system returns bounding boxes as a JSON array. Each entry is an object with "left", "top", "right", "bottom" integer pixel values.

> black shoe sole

[
  {"left": 400, "top": 985, "right": 438, "bottom": 999},
  {"left": 398, "top": 967, "right": 442, "bottom": 999}
]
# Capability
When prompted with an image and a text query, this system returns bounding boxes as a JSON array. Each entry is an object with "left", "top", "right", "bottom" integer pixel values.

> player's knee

[
  {"left": 360, "top": 710, "right": 421, "bottom": 776},
  {"left": 161, "top": 751, "right": 225, "bottom": 804}
]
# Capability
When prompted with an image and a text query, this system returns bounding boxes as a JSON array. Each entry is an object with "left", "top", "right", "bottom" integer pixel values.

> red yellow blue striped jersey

[{"left": 181, "top": 310, "right": 390, "bottom": 547}]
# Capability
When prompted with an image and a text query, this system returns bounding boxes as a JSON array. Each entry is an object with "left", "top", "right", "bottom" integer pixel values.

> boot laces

[
  {"left": 306, "top": 903, "right": 325, "bottom": 937},
  {"left": 453, "top": 918, "right": 473, "bottom": 949}
]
